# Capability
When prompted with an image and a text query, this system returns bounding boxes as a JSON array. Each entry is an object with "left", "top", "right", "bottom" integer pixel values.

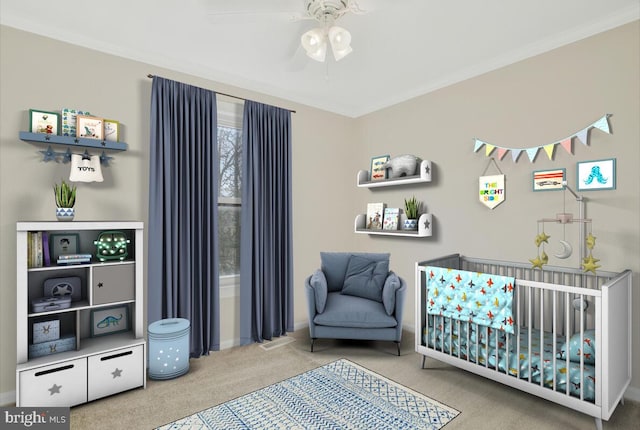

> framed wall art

[
  {"left": 577, "top": 158, "right": 616, "bottom": 191},
  {"left": 103, "top": 119, "right": 119, "bottom": 142},
  {"left": 76, "top": 115, "right": 104, "bottom": 140},
  {"left": 90, "top": 305, "right": 130, "bottom": 337},
  {"left": 49, "top": 233, "right": 79, "bottom": 261},
  {"left": 533, "top": 168, "right": 566, "bottom": 191},
  {"left": 370, "top": 155, "right": 389, "bottom": 181},
  {"left": 29, "top": 109, "right": 59, "bottom": 135}
]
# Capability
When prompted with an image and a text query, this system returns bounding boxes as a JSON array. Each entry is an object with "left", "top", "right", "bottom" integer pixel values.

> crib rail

[{"left": 415, "top": 255, "right": 632, "bottom": 425}]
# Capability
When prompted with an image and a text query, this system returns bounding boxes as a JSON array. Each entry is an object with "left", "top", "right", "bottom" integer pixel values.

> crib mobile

[{"left": 530, "top": 181, "right": 600, "bottom": 273}]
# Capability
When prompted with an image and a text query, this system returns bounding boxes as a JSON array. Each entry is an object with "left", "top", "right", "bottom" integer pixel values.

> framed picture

[
  {"left": 50, "top": 233, "right": 79, "bottom": 261},
  {"left": 90, "top": 305, "right": 130, "bottom": 337},
  {"left": 76, "top": 115, "right": 104, "bottom": 140},
  {"left": 577, "top": 158, "right": 616, "bottom": 191},
  {"left": 533, "top": 168, "right": 566, "bottom": 191},
  {"left": 370, "top": 155, "right": 390, "bottom": 181},
  {"left": 29, "top": 109, "right": 59, "bottom": 135},
  {"left": 103, "top": 119, "right": 119, "bottom": 142},
  {"left": 366, "top": 202, "right": 385, "bottom": 230}
]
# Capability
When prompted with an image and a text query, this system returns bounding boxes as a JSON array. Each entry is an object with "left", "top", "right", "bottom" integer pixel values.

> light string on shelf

[{"left": 473, "top": 114, "right": 611, "bottom": 162}]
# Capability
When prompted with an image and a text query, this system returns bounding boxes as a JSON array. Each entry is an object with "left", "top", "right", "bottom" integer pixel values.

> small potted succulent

[
  {"left": 54, "top": 180, "right": 76, "bottom": 221},
  {"left": 403, "top": 195, "right": 420, "bottom": 230}
]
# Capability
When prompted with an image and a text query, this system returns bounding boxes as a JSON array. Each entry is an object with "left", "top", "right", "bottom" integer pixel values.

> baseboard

[
  {"left": 0, "top": 390, "right": 15, "bottom": 407},
  {"left": 219, "top": 338, "right": 240, "bottom": 350},
  {"left": 625, "top": 386, "right": 640, "bottom": 403}
]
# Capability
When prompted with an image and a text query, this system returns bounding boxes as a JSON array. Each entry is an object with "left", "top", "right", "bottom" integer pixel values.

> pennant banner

[{"left": 473, "top": 114, "right": 611, "bottom": 163}]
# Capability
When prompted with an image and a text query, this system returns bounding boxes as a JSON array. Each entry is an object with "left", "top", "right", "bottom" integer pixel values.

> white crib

[{"left": 414, "top": 254, "right": 632, "bottom": 430}]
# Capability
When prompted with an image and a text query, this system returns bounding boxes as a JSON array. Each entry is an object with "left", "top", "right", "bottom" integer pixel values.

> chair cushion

[
  {"left": 382, "top": 271, "right": 401, "bottom": 315},
  {"left": 309, "top": 269, "right": 328, "bottom": 313},
  {"left": 321, "top": 252, "right": 390, "bottom": 292},
  {"left": 341, "top": 255, "right": 389, "bottom": 302},
  {"left": 313, "top": 293, "right": 398, "bottom": 328}
]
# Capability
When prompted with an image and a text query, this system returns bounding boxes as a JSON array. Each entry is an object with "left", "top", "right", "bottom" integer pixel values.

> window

[{"left": 217, "top": 101, "right": 243, "bottom": 278}]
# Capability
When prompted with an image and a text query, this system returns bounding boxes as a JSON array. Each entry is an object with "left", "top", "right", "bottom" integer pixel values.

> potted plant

[
  {"left": 403, "top": 195, "right": 420, "bottom": 230},
  {"left": 54, "top": 180, "right": 77, "bottom": 221}
]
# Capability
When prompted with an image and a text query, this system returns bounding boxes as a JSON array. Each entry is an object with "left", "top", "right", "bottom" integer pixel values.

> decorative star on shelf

[
  {"left": 586, "top": 233, "right": 597, "bottom": 250},
  {"left": 63, "top": 148, "right": 72, "bottom": 163},
  {"left": 534, "top": 232, "right": 551, "bottom": 247},
  {"left": 423, "top": 218, "right": 431, "bottom": 230},
  {"left": 100, "top": 151, "right": 113, "bottom": 166},
  {"left": 582, "top": 253, "right": 601, "bottom": 274},
  {"left": 424, "top": 164, "right": 431, "bottom": 176},
  {"left": 48, "top": 383, "right": 62, "bottom": 395},
  {"left": 40, "top": 146, "right": 58, "bottom": 162},
  {"left": 112, "top": 368, "right": 123, "bottom": 378}
]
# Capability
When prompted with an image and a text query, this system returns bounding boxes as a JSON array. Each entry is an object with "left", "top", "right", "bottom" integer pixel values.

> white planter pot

[
  {"left": 56, "top": 207, "right": 75, "bottom": 221},
  {"left": 403, "top": 219, "right": 417, "bottom": 230}
]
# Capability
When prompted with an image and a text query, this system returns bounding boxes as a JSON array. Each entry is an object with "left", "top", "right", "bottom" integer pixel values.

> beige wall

[
  {"left": 1, "top": 21, "right": 638, "bottom": 401},
  {"left": 352, "top": 20, "right": 639, "bottom": 393}
]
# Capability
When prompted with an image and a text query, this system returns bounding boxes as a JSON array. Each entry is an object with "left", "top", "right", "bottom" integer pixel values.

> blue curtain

[
  {"left": 240, "top": 101, "right": 294, "bottom": 345},
  {"left": 147, "top": 76, "right": 220, "bottom": 356}
]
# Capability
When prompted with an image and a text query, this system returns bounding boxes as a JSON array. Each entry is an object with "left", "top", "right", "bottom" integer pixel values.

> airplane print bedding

[{"left": 415, "top": 254, "right": 632, "bottom": 430}]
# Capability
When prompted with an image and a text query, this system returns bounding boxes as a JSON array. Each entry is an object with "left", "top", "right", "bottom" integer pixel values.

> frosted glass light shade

[
  {"left": 328, "top": 26, "right": 352, "bottom": 61},
  {"left": 301, "top": 28, "right": 327, "bottom": 62}
]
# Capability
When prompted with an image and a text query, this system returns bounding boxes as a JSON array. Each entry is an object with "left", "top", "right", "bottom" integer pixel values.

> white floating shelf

[
  {"left": 357, "top": 160, "right": 432, "bottom": 188},
  {"left": 354, "top": 213, "right": 433, "bottom": 237}
]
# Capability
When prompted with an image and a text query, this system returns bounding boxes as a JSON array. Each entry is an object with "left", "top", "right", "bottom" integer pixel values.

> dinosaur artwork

[{"left": 97, "top": 313, "right": 123, "bottom": 329}]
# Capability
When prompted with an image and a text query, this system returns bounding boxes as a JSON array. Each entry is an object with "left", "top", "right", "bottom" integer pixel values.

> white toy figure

[{"left": 383, "top": 155, "right": 420, "bottom": 178}]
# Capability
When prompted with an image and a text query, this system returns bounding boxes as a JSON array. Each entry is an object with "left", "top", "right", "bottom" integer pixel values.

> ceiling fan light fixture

[
  {"left": 328, "top": 26, "right": 352, "bottom": 61},
  {"left": 301, "top": 28, "right": 328, "bottom": 62}
]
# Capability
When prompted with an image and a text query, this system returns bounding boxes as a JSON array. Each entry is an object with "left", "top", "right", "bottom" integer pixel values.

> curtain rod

[{"left": 147, "top": 74, "right": 296, "bottom": 114}]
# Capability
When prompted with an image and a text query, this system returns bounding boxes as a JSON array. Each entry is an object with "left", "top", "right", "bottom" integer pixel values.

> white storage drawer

[
  {"left": 87, "top": 344, "right": 144, "bottom": 401},
  {"left": 19, "top": 358, "right": 87, "bottom": 407}
]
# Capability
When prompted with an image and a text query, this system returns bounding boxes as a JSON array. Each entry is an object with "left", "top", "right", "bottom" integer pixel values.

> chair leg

[
  {"left": 310, "top": 338, "right": 316, "bottom": 352},
  {"left": 395, "top": 341, "right": 401, "bottom": 356}
]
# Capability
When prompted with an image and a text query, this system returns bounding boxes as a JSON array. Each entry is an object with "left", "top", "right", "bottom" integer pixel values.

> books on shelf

[
  {"left": 57, "top": 254, "right": 92, "bottom": 265},
  {"left": 366, "top": 203, "right": 385, "bottom": 230},
  {"left": 27, "top": 231, "right": 48, "bottom": 268},
  {"left": 383, "top": 208, "right": 400, "bottom": 230}
]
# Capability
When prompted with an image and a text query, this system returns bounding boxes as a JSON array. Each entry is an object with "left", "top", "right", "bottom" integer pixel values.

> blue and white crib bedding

[
  {"left": 425, "top": 267, "right": 516, "bottom": 334},
  {"left": 423, "top": 319, "right": 596, "bottom": 401}
]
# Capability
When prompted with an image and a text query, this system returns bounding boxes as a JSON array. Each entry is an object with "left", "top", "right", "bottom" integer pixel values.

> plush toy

[{"left": 383, "top": 155, "right": 420, "bottom": 178}]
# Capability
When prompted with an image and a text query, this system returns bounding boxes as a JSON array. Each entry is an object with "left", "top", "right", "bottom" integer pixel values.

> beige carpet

[{"left": 70, "top": 329, "right": 639, "bottom": 429}]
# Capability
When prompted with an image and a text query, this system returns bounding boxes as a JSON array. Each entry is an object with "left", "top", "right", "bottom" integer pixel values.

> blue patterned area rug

[{"left": 156, "top": 358, "right": 459, "bottom": 429}]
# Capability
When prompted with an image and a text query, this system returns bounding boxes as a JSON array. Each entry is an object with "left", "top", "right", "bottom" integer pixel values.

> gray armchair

[{"left": 304, "top": 252, "right": 407, "bottom": 355}]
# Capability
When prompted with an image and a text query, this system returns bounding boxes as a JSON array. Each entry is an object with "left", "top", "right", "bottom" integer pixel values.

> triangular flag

[
  {"left": 485, "top": 144, "right": 495, "bottom": 156},
  {"left": 511, "top": 149, "right": 522, "bottom": 162},
  {"left": 576, "top": 128, "right": 589, "bottom": 145},
  {"left": 543, "top": 144, "right": 555, "bottom": 160},
  {"left": 497, "top": 148, "right": 508, "bottom": 160},
  {"left": 592, "top": 115, "right": 611, "bottom": 134},
  {"left": 560, "top": 138, "right": 572, "bottom": 154},
  {"left": 526, "top": 147, "right": 539, "bottom": 162},
  {"left": 473, "top": 139, "right": 484, "bottom": 152}
]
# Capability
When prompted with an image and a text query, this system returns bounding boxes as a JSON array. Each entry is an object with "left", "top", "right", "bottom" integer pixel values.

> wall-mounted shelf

[
  {"left": 20, "top": 132, "right": 127, "bottom": 151},
  {"left": 354, "top": 213, "right": 432, "bottom": 237},
  {"left": 20, "top": 132, "right": 127, "bottom": 165},
  {"left": 357, "top": 160, "right": 432, "bottom": 188}
]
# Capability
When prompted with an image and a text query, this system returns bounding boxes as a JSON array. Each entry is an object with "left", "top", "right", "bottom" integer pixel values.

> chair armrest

[{"left": 394, "top": 278, "right": 408, "bottom": 327}]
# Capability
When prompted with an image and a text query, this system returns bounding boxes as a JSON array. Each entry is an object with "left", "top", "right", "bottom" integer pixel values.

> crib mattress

[{"left": 423, "top": 318, "right": 596, "bottom": 401}]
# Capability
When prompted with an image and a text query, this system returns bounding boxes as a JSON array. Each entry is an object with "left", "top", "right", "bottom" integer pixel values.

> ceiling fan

[
  {"left": 300, "top": 0, "right": 364, "bottom": 62},
  {"left": 207, "top": 0, "right": 373, "bottom": 63}
]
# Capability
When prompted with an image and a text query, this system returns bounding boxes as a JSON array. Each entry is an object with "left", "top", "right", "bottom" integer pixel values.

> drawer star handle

[
  {"left": 48, "top": 383, "right": 62, "bottom": 395},
  {"left": 112, "top": 368, "right": 123, "bottom": 378},
  {"left": 98, "top": 282, "right": 104, "bottom": 288}
]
